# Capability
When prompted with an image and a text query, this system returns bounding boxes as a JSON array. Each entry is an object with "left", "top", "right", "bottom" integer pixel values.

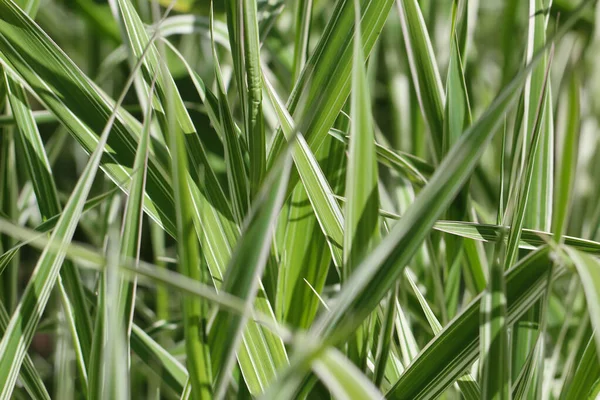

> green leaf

[
  {"left": 397, "top": 0, "right": 445, "bottom": 162},
  {"left": 405, "top": 271, "right": 481, "bottom": 400},
  {"left": 480, "top": 233, "right": 510, "bottom": 400},
  {"left": 165, "top": 53, "right": 213, "bottom": 400},
  {"left": 559, "top": 334, "right": 600, "bottom": 400},
  {"left": 386, "top": 246, "right": 556, "bottom": 399},
  {"left": 267, "top": 0, "right": 395, "bottom": 175},
  {"left": 433, "top": 220, "right": 600, "bottom": 255},
  {"left": 210, "top": 9, "right": 250, "bottom": 223},
  {"left": 552, "top": 68, "right": 580, "bottom": 240},
  {"left": 564, "top": 247, "right": 600, "bottom": 357},
  {"left": 344, "top": 0, "right": 380, "bottom": 276},
  {"left": 4, "top": 71, "right": 93, "bottom": 393},
  {"left": 276, "top": 134, "right": 345, "bottom": 329},
  {"left": 0, "top": 65, "right": 116, "bottom": 399},
  {"left": 312, "top": 348, "right": 383, "bottom": 400},
  {"left": 343, "top": 0, "right": 381, "bottom": 370},
  {"left": 211, "top": 142, "right": 293, "bottom": 397},
  {"left": 0, "top": 303, "right": 50, "bottom": 400},
  {"left": 263, "top": 74, "right": 345, "bottom": 266}
]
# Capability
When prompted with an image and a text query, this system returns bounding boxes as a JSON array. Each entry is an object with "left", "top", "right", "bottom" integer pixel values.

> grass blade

[
  {"left": 210, "top": 9, "right": 250, "bottom": 223},
  {"left": 397, "top": 0, "right": 445, "bottom": 162},
  {"left": 4, "top": 71, "right": 93, "bottom": 393},
  {"left": 166, "top": 57, "right": 213, "bottom": 400},
  {"left": 563, "top": 247, "right": 600, "bottom": 356},
  {"left": 263, "top": 74, "right": 344, "bottom": 266},
  {"left": 480, "top": 233, "right": 511, "bottom": 400},
  {"left": 312, "top": 348, "right": 383, "bottom": 400},
  {"left": 0, "top": 66, "right": 117, "bottom": 400},
  {"left": 344, "top": 0, "right": 381, "bottom": 369},
  {"left": 211, "top": 144, "right": 293, "bottom": 398}
]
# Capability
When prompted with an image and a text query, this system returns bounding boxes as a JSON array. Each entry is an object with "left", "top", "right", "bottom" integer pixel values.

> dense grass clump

[{"left": 0, "top": 0, "right": 599, "bottom": 398}]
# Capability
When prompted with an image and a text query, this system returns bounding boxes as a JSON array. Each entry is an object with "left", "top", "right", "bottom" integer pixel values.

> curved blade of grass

[
  {"left": 152, "top": 15, "right": 230, "bottom": 48},
  {"left": 4, "top": 71, "right": 93, "bottom": 392},
  {"left": 522, "top": 0, "right": 553, "bottom": 232},
  {"left": 117, "top": 80, "right": 155, "bottom": 373},
  {"left": 397, "top": 0, "right": 445, "bottom": 162},
  {"left": 385, "top": 246, "right": 558, "bottom": 399},
  {"left": 328, "top": 128, "right": 430, "bottom": 186},
  {"left": 210, "top": 8, "right": 250, "bottom": 223},
  {"left": 552, "top": 68, "right": 580, "bottom": 240},
  {"left": 312, "top": 347, "right": 383, "bottom": 400},
  {"left": 113, "top": 0, "right": 243, "bottom": 277},
  {"left": 0, "top": 66, "right": 117, "bottom": 400},
  {"left": 165, "top": 55, "right": 213, "bottom": 400},
  {"left": 405, "top": 271, "right": 481, "bottom": 400},
  {"left": 241, "top": 0, "right": 266, "bottom": 195},
  {"left": 433, "top": 220, "right": 600, "bottom": 254},
  {"left": 343, "top": 0, "right": 381, "bottom": 369},
  {"left": 558, "top": 333, "right": 600, "bottom": 400},
  {"left": 563, "top": 247, "right": 600, "bottom": 356},
  {"left": 373, "top": 284, "right": 397, "bottom": 388},
  {"left": 0, "top": 0, "right": 177, "bottom": 236},
  {"left": 266, "top": 0, "right": 395, "bottom": 172},
  {"left": 344, "top": 0, "right": 380, "bottom": 277},
  {"left": 292, "top": 0, "right": 313, "bottom": 81},
  {"left": 480, "top": 232, "right": 511, "bottom": 400},
  {"left": 211, "top": 141, "right": 293, "bottom": 399},
  {"left": 263, "top": 74, "right": 344, "bottom": 266},
  {"left": 0, "top": 304, "right": 50, "bottom": 400}
]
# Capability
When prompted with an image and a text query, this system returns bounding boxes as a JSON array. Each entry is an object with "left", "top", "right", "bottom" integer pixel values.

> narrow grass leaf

[
  {"left": 211, "top": 145, "right": 293, "bottom": 398},
  {"left": 328, "top": 128, "right": 430, "bottom": 186},
  {"left": 563, "top": 247, "right": 600, "bottom": 356},
  {"left": 558, "top": 334, "right": 600, "bottom": 400},
  {"left": 433, "top": 220, "right": 600, "bottom": 254},
  {"left": 344, "top": 0, "right": 381, "bottom": 369},
  {"left": 210, "top": 9, "right": 250, "bottom": 223},
  {"left": 267, "top": 0, "right": 395, "bottom": 174},
  {"left": 0, "top": 71, "right": 116, "bottom": 400},
  {"left": 480, "top": 233, "right": 511, "bottom": 400},
  {"left": 242, "top": 0, "right": 267, "bottom": 195},
  {"left": 0, "top": 303, "right": 50, "bottom": 400},
  {"left": 312, "top": 348, "right": 383, "bottom": 400},
  {"left": 292, "top": 0, "right": 313, "bottom": 80},
  {"left": 166, "top": 61, "right": 213, "bottom": 400},
  {"left": 397, "top": 0, "right": 445, "bottom": 162},
  {"left": 263, "top": 74, "right": 344, "bottom": 266},
  {"left": 405, "top": 271, "right": 481, "bottom": 400},
  {"left": 4, "top": 71, "right": 93, "bottom": 391},
  {"left": 117, "top": 81, "right": 155, "bottom": 374},
  {"left": 552, "top": 69, "right": 580, "bottom": 240}
]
